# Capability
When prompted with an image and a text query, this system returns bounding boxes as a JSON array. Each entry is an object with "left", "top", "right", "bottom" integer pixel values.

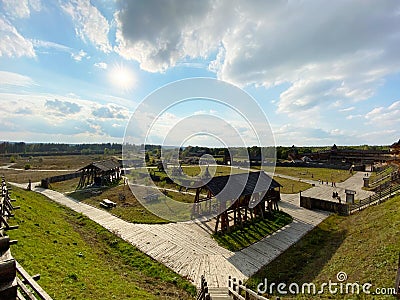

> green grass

[
  {"left": 180, "top": 165, "right": 249, "bottom": 177},
  {"left": 50, "top": 177, "right": 81, "bottom": 193},
  {"left": 273, "top": 166, "right": 352, "bottom": 183},
  {"left": 2, "top": 154, "right": 111, "bottom": 170},
  {"left": 8, "top": 186, "right": 196, "bottom": 299},
  {"left": 212, "top": 211, "right": 293, "bottom": 252},
  {"left": 67, "top": 184, "right": 169, "bottom": 224},
  {"left": 274, "top": 176, "right": 313, "bottom": 194},
  {"left": 247, "top": 194, "right": 400, "bottom": 299},
  {"left": 369, "top": 166, "right": 394, "bottom": 183},
  {"left": 0, "top": 168, "right": 72, "bottom": 183}
]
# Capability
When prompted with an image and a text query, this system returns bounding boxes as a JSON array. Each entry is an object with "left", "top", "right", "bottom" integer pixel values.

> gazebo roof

[
  {"left": 203, "top": 171, "right": 280, "bottom": 201},
  {"left": 79, "top": 160, "right": 120, "bottom": 172},
  {"left": 391, "top": 139, "right": 400, "bottom": 148}
]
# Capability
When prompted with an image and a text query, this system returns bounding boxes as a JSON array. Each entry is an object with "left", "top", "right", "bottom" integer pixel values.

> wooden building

[
  {"left": 192, "top": 171, "right": 281, "bottom": 233},
  {"left": 391, "top": 139, "right": 400, "bottom": 156},
  {"left": 77, "top": 160, "right": 121, "bottom": 189}
]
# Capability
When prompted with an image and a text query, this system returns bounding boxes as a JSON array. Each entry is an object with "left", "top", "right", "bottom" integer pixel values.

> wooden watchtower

[{"left": 192, "top": 171, "right": 281, "bottom": 233}]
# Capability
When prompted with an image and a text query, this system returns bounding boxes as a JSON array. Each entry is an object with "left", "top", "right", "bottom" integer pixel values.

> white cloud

[
  {"left": 114, "top": 0, "right": 400, "bottom": 121},
  {"left": 45, "top": 99, "right": 82, "bottom": 115},
  {"left": 32, "top": 39, "right": 72, "bottom": 52},
  {"left": 0, "top": 91, "right": 129, "bottom": 142},
  {"left": 61, "top": 0, "right": 111, "bottom": 53},
  {"left": 339, "top": 106, "right": 355, "bottom": 112},
  {"left": 0, "top": 17, "right": 35, "bottom": 58},
  {"left": 71, "top": 49, "right": 87, "bottom": 61},
  {"left": 0, "top": 71, "right": 35, "bottom": 87},
  {"left": 114, "top": 0, "right": 228, "bottom": 72},
  {"left": 1, "top": 0, "right": 41, "bottom": 19},
  {"left": 92, "top": 104, "right": 129, "bottom": 119},
  {"left": 346, "top": 114, "right": 363, "bottom": 120},
  {"left": 365, "top": 101, "right": 400, "bottom": 127},
  {"left": 94, "top": 62, "right": 107, "bottom": 69}
]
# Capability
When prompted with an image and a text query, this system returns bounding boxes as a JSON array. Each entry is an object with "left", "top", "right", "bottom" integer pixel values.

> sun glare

[{"left": 109, "top": 64, "right": 136, "bottom": 92}]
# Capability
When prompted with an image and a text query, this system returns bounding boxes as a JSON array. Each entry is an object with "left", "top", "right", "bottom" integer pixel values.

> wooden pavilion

[
  {"left": 192, "top": 171, "right": 281, "bottom": 233},
  {"left": 77, "top": 160, "right": 121, "bottom": 189}
]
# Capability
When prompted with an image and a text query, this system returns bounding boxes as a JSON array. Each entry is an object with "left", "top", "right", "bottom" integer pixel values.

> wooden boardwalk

[
  {"left": 11, "top": 182, "right": 331, "bottom": 289},
  {"left": 300, "top": 171, "right": 374, "bottom": 203}
]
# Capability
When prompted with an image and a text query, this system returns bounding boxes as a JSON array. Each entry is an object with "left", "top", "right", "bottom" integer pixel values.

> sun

[{"left": 109, "top": 63, "right": 136, "bottom": 92}]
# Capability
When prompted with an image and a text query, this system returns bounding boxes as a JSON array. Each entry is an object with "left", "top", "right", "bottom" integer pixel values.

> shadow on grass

[
  {"left": 212, "top": 211, "right": 293, "bottom": 252},
  {"left": 246, "top": 215, "right": 347, "bottom": 292}
]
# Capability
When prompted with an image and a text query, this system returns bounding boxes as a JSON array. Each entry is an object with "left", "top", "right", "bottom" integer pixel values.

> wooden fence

[
  {"left": 1, "top": 178, "right": 19, "bottom": 298},
  {"left": 41, "top": 172, "right": 81, "bottom": 189},
  {"left": 196, "top": 275, "right": 211, "bottom": 300},
  {"left": 300, "top": 196, "right": 349, "bottom": 216},
  {"left": 349, "top": 183, "right": 400, "bottom": 213},
  {"left": 395, "top": 254, "right": 400, "bottom": 299},
  {"left": 368, "top": 168, "right": 399, "bottom": 189},
  {"left": 0, "top": 178, "right": 53, "bottom": 300},
  {"left": 228, "top": 276, "right": 270, "bottom": 300}
]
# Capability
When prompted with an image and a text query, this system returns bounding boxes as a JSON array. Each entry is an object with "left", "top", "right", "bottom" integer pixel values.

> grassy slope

[
  {"left": 8, "top": 187, "right": 196, "bottom": 300},
  {"left": 247, "top": 194, "right": 400, "bottom": 299}
]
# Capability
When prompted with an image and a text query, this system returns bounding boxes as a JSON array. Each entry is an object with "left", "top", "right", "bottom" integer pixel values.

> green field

[
  {"left": 247, "top": 194, "right": 400, "bottom": 299},
  {"left": 0, "top": 154, "right": 116, "bottom": 183},
  {"left": 273, "top": 166, "right": 352, "bottom": 183},
  {"left": 8, "top": 186, "right": 196, "bottom": 299},
  {"left": 274, "top": 176, "right": 312, "bottom": 194},
  {"left": 66, "top": 183, "right": 169, "bottom": 224}
]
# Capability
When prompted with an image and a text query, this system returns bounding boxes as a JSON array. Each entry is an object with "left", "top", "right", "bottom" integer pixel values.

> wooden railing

[
  {"left": 228, "top": 276, "right": 270, "bottom": 300},
  {"left": 196, "top": 275, "right": 211, "bottom": 300},
  {"left": 15, "top": 261, "right": 53, "bottom": 300},
  {"left": 0, "top": 178, "right": 53, "bottom": 300},
  {"left": 395, "top": 254, "right": 400, "bottom": 299},
  {"left": 349, "top": 183, "right": 400, "bottom": 213},
  {"left": 369, "top": 167, "right": 399, "bottom": 189},
  {"left": 1, "top": 177, "right": 19, "bottom": 298}
]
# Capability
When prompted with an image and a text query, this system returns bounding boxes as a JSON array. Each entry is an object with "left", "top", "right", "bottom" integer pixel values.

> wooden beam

[
  {"left": 16, "top": 277, "right": 36, "bottom": 300},
  {"left": 15, "top": 261, "right": 53, "bottom": 300}
]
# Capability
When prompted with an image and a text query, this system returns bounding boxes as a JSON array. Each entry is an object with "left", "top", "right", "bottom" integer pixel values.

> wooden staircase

[{"left": 208, "top": 287, "right": 232, "bottom": 300}]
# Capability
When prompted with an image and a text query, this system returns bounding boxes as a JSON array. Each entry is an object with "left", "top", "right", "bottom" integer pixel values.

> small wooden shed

[{"left": 77, "top": 160, "right": 121, "bottom": 189}]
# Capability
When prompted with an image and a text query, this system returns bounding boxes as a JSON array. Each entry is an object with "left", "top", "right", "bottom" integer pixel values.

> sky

[{"left": 0, "top": 0, "right": 400, "bottom": 147}]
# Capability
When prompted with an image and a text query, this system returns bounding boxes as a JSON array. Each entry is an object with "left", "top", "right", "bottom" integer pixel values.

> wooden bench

[{"left": 99, "top": 199, "right": 116, "bottom": 209}]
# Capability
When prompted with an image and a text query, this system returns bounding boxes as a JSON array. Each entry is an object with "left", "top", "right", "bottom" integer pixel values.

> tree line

[{"left": 0, "top": 142, "right": 122, "bottom": 155}]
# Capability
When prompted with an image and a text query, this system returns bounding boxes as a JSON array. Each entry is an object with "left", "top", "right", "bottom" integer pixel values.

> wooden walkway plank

[{"left": 12, "top": 172, "right": 368, "bottom": 288}]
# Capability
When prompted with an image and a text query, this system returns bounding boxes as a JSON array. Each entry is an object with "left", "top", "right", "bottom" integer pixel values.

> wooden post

[
  {"left": 214, "top": 215, "right": 220, "bottom": 233},
  {"left": 395, "top": 253, "right": 400, "bottom": 298}
]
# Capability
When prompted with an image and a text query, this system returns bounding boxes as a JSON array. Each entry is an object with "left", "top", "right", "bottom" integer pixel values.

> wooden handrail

[
  {"left": 0, "top": 178, "right": 53, "bottom": 300},
  {"left": 196, "top": 275, "right": 211, "bottom": 300},
  {"left": 228, "top": 276, "right": 270, "bottom": 300},
  {"left": 395, "top": 254, "right": 400, "bottom": 299},
  {"left": 16, "top": 259, "right": 53, "bottom": 300}
]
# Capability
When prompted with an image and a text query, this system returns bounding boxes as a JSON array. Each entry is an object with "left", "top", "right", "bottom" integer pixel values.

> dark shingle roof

[
  {"left": 204, "top": 171, "right": 280, "bottom": 202},
  {"left": 80, "top": 160, "right": 120, "bottom": 172}
]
